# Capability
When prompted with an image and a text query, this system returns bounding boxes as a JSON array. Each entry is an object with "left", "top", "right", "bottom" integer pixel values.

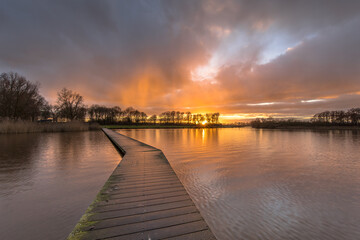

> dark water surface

[
  {"left": 118, "top": 128, "right": 360, "bottom": 240},
  {"left": 0, "top": 131, "right": 121, "bottom": 240}
]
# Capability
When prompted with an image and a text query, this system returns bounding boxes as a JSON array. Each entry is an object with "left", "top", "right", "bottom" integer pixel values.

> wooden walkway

[{"left": 67, "top": 128, "right": 215, "bottom": 240}]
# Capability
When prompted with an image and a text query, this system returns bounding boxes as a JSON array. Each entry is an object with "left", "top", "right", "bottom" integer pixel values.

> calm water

[
  {"left": 118, "top": 128, "right": 360, "bottom": 240},
  {"left": 0, "top": 131, "right": 121, "bottom": 240}
]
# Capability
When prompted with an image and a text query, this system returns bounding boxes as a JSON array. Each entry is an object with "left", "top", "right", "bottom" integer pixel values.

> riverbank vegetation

[
  {"left": 1, "top": 71, "right": 223, "bottom": 133},
  {"left": 88, "top": 105, "right": 220, "bottom": 125},
  {"left": 102, "top": 124, "right": 226, "bottom": 129},
  {"left": 251, "top": 108, "right": 360, "bottom": 129},
  {"left": 0, "top": 120, "right": 100, "bottom": 134}
]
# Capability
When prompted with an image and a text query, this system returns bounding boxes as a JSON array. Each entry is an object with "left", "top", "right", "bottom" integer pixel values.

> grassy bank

[{"left": 0, "top": 121, "right": 100, "bottom": 134}]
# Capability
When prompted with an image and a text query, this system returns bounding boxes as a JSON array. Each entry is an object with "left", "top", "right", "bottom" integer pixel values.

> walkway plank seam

[
  {"left": 99, "top": 219, "right": 205, "bottom": 239},
  {"left": 89, "top": 210, "right": 200, "bottom": 230},
  {"left": 67, "top": 128, "right": 216, "bottom": 240},
  {"left": 94, "top": 199, "right": 194, "bottom": 213},
  {"left": 84, "top": 205, "right": 200, "bottom": 224}
]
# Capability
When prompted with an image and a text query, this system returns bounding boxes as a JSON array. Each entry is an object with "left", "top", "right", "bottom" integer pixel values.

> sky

[{"left": 1, "top": 0, "right": 360, "bottom": 121}]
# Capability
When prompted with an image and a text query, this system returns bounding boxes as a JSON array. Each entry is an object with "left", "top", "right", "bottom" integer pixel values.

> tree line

[
  {"left": 251, "top": 108, "right": 360, "bottom": 128},
  {"left": 87, "top": 105, "right": 220, "bottom": 125},
  {"left": 0, "top": 72, "right": 220, "bottom": 125},
  {"left": 0, "top": 72, "right": 88, "bottom": 122},
  {"left": 0, "top": 72, "right": 46, "bottom": 121},
  {"left": 311, "top": 109, "right": 360, "bottom": 125}
]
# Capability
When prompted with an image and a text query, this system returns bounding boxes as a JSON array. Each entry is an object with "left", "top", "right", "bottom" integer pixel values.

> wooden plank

[
  {"left": 95, "top": 195, "right": 191, "bottom": 210},
  {"left": 107, "top": 191, "right": 191, "bottom": 204},
  {"left": 89, "top": 200, "right": 195, "bottom": 221},
  {"left": 105, "top": 221, "right": 214, "bottom": 240},
  {"left": 67, "top": 128, "right": 216, "bottom": 240},
  {"left": 86, "top": 206, "right": 199, "bottom": 230},
  {"left": 82, "top": 213, "right": 203, "bottom": 239}
]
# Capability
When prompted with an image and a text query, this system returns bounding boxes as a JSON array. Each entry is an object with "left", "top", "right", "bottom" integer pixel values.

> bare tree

[
  {"left": 40, "top": 101, "right": 52, "bottom": 120},
  {"left": 0, "top": 72, "right": 45, "bottom": 121},
  {"left": 149, "top": 114, "right": 157, "bottom": 124},
  {"left": 347, "top": 108, "right": 360, "bottom": 125},
  {"left": 55, "top": 88, "right": 86, "bottom": 121},
  {"left": 140, "top": 112, "right": 147, "bottom": 123},
  {"left": 186, "top": 112, "right": 192, "bottom": 124},
  {"left": 170, "top": 111, "right": 176, "bottom": 124},
  {"left": 124, "top": 107, "right": 135, "bottom": 123},
  {"left": 160, "top": 111, "right": 171, "bottom": 124},
  {"left": 113, "top": 106, "right": 122, "bottom": 122},
  {"left": 212, "top": 113, "right": 217, "bottom": 123}
]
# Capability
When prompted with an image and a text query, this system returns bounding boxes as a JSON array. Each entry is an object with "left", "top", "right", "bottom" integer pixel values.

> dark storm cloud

[
  {"left": 0, "top": 0, "right": 360, "bottom": 116},
  {"left": 0, "top": 0, "right": 216, "bottom": 103}
]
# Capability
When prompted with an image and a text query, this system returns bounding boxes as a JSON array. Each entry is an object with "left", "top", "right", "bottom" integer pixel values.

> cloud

[
  {"left": 216, "top": 17, "right": 360, "bottom": 110},
  {"left": 0, "top": 0, "right": 360, "bottom": 117}
]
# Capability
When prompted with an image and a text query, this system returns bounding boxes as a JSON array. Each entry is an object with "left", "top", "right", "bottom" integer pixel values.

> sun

[{"left": 202, "top": 120, "right": 207, "bottom": 125}]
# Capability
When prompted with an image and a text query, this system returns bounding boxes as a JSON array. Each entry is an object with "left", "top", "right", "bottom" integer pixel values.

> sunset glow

[
  {"left": 1, "top": 1, "right": 360, "bottom": 121},
  {"left": 1, "top": 2, "right": 360, "bottom": 239}
]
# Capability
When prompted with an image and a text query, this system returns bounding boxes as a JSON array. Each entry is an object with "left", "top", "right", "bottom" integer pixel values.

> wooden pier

[{"left": 67, "top": 128, "right": 215, "bottom": 240}]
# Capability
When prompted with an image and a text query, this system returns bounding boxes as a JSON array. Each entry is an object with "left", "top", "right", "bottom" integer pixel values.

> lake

[
  {"left": 0, "top": 131, "right": 121, "bottom": 240},
  {"left": 0, "top": 128, "right": 359, "bottom": 240},
  {"left": 117, "top": 128, "right": 360, "bottom": 240}
]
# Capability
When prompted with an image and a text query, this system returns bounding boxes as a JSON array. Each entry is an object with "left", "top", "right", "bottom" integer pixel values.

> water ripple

[{"left": 119, "top": 128, "right": 360, "bottom": 240}]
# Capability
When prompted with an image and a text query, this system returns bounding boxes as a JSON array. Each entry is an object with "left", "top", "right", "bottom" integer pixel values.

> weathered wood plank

[
  {"left": 95, "top": 195, "right": 191, "bottom": 210},
  {"left": 67, "top": 128, "right": 216, "bottom": 240},
  {"left": 105, "top": 221, "right": 213, "bottom": 240},
  {"left": 108, "top": 191, "right": 191, "bottom": 203},
  {"left": 86, "top": 206, "right": 199, "bottom": 231},
  {"left": 89, "top": 200, "right": 195, "bottom": 221},
  {"left": 82, "top": 213, "right": 203, "bottom": 240}
]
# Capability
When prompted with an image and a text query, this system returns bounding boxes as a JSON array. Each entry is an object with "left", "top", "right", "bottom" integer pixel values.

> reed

[{"left": 0, "top": 120, "right": 100, "bottom": 134}]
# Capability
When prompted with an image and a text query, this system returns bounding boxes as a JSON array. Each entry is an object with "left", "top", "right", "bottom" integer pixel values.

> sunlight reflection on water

[{"left": 118, "top": 128, "right": 360, "bottom": 240}]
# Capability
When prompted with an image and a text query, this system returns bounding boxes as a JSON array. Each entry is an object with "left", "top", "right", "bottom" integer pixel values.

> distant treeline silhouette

[
  {"left": 88, "top": 105, "right": 220, "bottom": 125},
  {"left": 310, "top": 109, "right": 360, "bottom": 124},
  {"left": 251, "top": 108, "right": 360, "bottom": 128},
  {"left": 0, "top": 72, "right": 220, "bottom": 125}
]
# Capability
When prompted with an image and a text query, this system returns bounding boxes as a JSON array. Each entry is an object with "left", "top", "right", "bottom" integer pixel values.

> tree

[
  {"left": 186, "top": 112, "right": 192, "bottom": 124},
  {"left": 159, "top": 111, "right": 171, "bottom": 124},
  {"left": 40, "top": 101, "right": 52, "bottom": 120},
  {"left": 0, "top": 72, "right": 46, "bottom": 121},
  {"left": 170, "top": 111, "right": 176, "bottom": 123},
  {"left": 212, "top": 113, "right": 220, "bottom": 124},
  {"left": 140, "top": 112, "right": 147, "bottom": 123},
  {"left": 175, "top": 111, "right": 181, "bottom": 123},
  {"left": 133, "top": 110, "right": 141, "bottom": 123},
  {"left": 149, "top": 114, "right": 157, "bottom": 124},
  {"left": 198, "top": 114, "right": 205, "bottom": 123},
  {"left": 112, "top": 106, "right": 122, "bottom": 122},
  {"left": 124, "top": 107, "right": 135, "bottom": 123},
  {"left": 55, "top": 88, "right": 86, "bottom": 121},
  {"left": 192, "top": 114, "right": 198, "bottom": 124},
  {"left": 347, "top": 108, "right": 360, "bottom": 125}
]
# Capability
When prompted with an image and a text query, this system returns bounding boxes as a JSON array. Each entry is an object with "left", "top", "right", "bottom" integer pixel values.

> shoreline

[
  {"left": 252, "top": 125, "right": 360, "bottom": 130},
  {"left": 102, "top": 124, "right": 246, "bottom": 129},
  {"left": 0, "top": 121, "right": 100, "bottom": 134}
]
